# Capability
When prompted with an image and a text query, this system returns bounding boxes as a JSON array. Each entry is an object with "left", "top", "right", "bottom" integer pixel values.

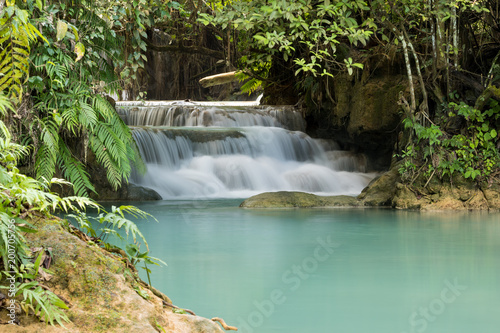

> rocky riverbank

[
  {"left": 240, "top": 162, "right": 500, "bottom": 211},
  {"left": 0, "top": 217, "right": 227, "bottom": 333}
]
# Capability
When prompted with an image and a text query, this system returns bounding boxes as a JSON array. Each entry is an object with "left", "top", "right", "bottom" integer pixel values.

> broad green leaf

[
  {"left": 15, "top": 8, "right": 29, "bottom": 24},
  {"left": 75, "top": 42, "right": 85, "bottom": 62},
  {"left": 56, "top": 20, "right": 68, "bottom": 41}
]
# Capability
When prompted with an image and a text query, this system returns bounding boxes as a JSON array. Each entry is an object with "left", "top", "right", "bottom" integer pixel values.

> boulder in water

[
  {"left": 357, "top": 161, "right": 401, "bottom": 206},
  {"left": 240, "top": 191, "right": 361, "bottom": 208}
]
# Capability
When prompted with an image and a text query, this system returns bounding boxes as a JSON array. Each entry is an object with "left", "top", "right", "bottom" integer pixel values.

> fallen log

[{"left": 199, "top": 71, "right": 238, "bottom": 88}]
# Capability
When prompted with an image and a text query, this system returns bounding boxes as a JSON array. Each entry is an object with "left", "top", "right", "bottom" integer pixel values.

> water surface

[{"left": 122, "top": 200, "right": 500, "bottom": 333}]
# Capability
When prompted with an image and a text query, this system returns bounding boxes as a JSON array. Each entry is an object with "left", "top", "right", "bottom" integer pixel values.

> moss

[
  {"left": 0, "top": 215, "right": 223, "bottom": 332},
  {"left": 240, "top": 191, "right": 361, "bottom": 208}
]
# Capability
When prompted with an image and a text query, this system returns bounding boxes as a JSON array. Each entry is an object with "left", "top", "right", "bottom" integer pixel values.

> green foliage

[
  {"left": 134, "top": 286, "right": 150, "bottom": 300},
  {"left": 70, "top": 205, "right": 153, "bottom": 246},
  {"left": 2, "top": 264, "right": 70, "bottom": 327},
  {"left": 1, "top": 121, "right": 164, "bottom": 327},
  {"left": 17, "top": 281, "right": 70, "bottom": 326},
  {"left": 236, "top": 71, "right": 262, "bottom": 96},
  {"left": 0, "top": 121, "right": 95, "bottom": 327},
  {"left": 0, "top": 1, "right": 46, "bottom": 102},
  {"left": 126, "top": 242, "right": 167, "bottom": 286},
  {"left": 0, "top": 122, "right": 96, "bottom": 267},
  {"left": 199, "top": 0, "right": 371, "bottom": 93},
  {"left": 398, "top": 100, "right": 500, "bottom": 184},
  {"left": 0, "top": 1, "right": 147, "bottom": 197},
  {"left": 68, "top": 205, "right": 166, "bottom": 286}
]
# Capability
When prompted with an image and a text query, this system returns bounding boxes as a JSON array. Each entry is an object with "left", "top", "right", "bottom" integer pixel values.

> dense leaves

[
  {"left": 0, "top": 112, "right": 162, "bottom": 325},
  {"left": 199, "top": 0, "right": 372, "bottom": 92},
  {"left": 0, "top": 0, "right": 155, "bottom": 196}
]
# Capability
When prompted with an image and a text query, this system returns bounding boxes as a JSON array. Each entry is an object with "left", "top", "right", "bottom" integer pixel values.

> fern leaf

[
  {"left": 57, "top": 140, "right": 96, "bottom": 197},
  {"left": 100, "top": 205, "right": 151, "bottom": 249},
  {"left": 61, "top": 106, "right": 80, "bottom": 135},
  {"left": 34, "top": 119, "right": 59, "bottom": 182},
  {"left": 78, "top": 101, "right": 98, "bottom": 130},
  {"left": 89, "top": 133, "right": 123, "bottom": 190}
]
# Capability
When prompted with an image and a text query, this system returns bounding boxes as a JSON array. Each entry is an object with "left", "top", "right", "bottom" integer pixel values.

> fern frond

[
  {"left": 89, "top": 132, "right": 123, "bottom": 190},
  {"left": 57, "top": 140, "right": 96, "bottom": 197},
  {"left": 34, "top": 129, "right": 58, "bottom": 182},
  {"left": 99, "top": 205, "right": 153, "bottom": 249},
  {"left": 93, "top": 121, "right": 127, "bottom": 167},
  {"left": 61, "top": 106, "right": 80, "bottom": 135},
  {"left": 102, "top": 101, "right": 145, "bottom": 173},
  {"left": 92, "top": 94, "right": 114, "bottom": 119},
  {"left": 0, "top": 13, "right": 34, "bottom": 102},
  {"left": 240, "top": 77, "right": 263, "bottom": 96},
  {"left": 79, "top": 101, "right": 98, "bottom": 130},
  {"left": 17, "top": 282, "right": 70, "bottom": 327},
  {"left": 57, "top": 195, "right": 100, "bottom": 212}
]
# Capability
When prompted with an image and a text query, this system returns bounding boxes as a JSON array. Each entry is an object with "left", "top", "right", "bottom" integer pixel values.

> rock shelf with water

[{"left": 115, "top": 101, "right": 377, "bottom": 199}]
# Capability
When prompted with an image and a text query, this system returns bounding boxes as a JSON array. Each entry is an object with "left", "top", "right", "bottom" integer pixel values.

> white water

[{"left": 116, "top": 102, "right": 377, "bottom": 199}]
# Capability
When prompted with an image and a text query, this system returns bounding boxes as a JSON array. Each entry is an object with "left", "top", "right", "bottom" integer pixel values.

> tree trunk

[
  {"left": 452, "top": 5, "right": 458, "bottom": 68},
  {"left": 398, "top": 32, "right": 416, "bottom": 114}
]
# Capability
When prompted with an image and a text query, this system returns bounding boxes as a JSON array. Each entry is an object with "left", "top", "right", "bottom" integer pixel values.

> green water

[{"left": 122, "top": 200, "right": 499, "bottom": 333}]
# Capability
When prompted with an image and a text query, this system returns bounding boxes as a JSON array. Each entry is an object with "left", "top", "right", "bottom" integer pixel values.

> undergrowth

[
  {"left": 0, "top": 94, "right": 164, "bottom": 327},
  {"left": 397, "top": 98, "right": 500, "bottom": 186}
]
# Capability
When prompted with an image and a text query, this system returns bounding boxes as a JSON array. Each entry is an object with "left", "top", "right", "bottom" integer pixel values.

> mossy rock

[
  {"left": 0, "top": 217, "right": 225, "bottom": 333},
  {"left": 358, "top": 161, "right": 401, "bottom": 206},
  {"left": 481, "top": 182, "right": 500, "bottom": 210},
  {"left": 240, "top": 191, "right": 361, "bottom": 208}
]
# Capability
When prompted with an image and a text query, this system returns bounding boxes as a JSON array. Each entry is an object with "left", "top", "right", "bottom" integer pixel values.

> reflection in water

[{"left": 113, "top": 201, "right": 500, "bottom": 333}]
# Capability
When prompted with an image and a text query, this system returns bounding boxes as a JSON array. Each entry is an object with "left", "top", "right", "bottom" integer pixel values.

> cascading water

[{"left": 116, "top": 100, "right": 377, "bottom": 199}]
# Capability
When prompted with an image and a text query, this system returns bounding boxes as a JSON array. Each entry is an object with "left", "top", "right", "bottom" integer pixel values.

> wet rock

[
  {"left": 358, "top": 162, "right": 401, "bottom": 206},
  {"left": 423, "top": 197, "right": 466, "bottom": 211},
  {"left": 126, "top": 184, "right": 163, "bottom": 201},
  {"left": 390, "top": 173, "right": 500, "bottom": 211},
  {"left": 240, "top": 191, "right": 361, "bottom": 208},
  {"left": 392, "top": 183, "right": 427, "bottom": 210},
  {"left": 90, "top": 183, "right": 162, "bottom": 201},
  {"left": 306, "top": 70, "right": 407, "bottom": 171},
  {"left": 481, "top": 182, "right": 500, "bottom": 210}
]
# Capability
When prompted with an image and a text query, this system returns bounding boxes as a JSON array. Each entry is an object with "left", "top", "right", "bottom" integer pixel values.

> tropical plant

[
  {"left": 0, "top": 0, "right": 46, "bottom": 102},
  {"left": 198, "top": 0, "right": 372, "bottom": 100},
  {"left": 68, "top": 205, "right": 166, "bottom": 286},
  {"left": 0, "top": 0, "right": 150, "bottom": 197},
  {"left": 1, "top": 117, "right": 164, "bottom": 326},
  {"left": 1, "top": 255, "right": 71, "bottom": 326},
  {"left": 399, "top": 98, "right": 500, "bottom": 184},
  {"left": 0, "top": 112, "right": 96, "bottom": 326}
]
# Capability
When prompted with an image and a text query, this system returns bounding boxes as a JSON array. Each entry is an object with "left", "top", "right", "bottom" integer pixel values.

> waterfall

[{"left": 116, "top": 101, "right": 377, "bottom": 199}]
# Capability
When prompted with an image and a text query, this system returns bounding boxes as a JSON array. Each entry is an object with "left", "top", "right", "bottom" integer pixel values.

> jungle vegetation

[
  {"left": 1, "top": 0, "right": 500, "bottom": 328},
  {"left": 1, "top": 0, "right": 499, "bottom": 193}
]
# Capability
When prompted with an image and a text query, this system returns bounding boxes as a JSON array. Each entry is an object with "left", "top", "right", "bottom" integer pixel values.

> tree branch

[
  {"left": 212, "top": 317, "right": 238, "bottom": 331},
  {"left": 162, "top": 301, "right": 196, "bottom": 316},
  {"left": 475, "top": 85, "right": 500, "bottom": 110},
  {"left": 145, "top": 40, "right": 224, "bottom": 59}
]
